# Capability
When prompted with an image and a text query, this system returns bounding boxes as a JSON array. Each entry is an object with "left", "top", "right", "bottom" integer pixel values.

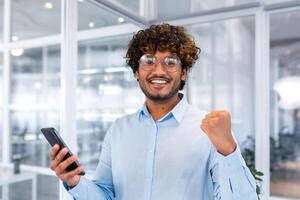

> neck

[{"left": 146, "top": 93, "right": 181, "bottom": 121}]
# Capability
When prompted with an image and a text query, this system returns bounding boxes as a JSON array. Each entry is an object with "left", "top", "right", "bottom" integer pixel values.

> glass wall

[
  {"left": 2, "top": 1, "right": 62, "bottom": 199},
  {"left": 78, "top": 0, "right": 128, "bottom": 31},
  {"left": 10, "top": 45, "right": 60, "bottom": 166},
  {"left": 77, "top": 36, "right": 144, "bottom": 171},
  {"left": 158, "top": 0, "right": 257, "bottom": 19},
  {"left": 189, "top": 16, "right": 255, "bottom": 164},
  {"left": 112, "top": 0, "right": 140, "bottom": 15},
  {"left": 270, "top": 10, "right": 300, "bottom": 199},
  {"left": 11, "top": 0, "right": 61, "bottom": 41}
]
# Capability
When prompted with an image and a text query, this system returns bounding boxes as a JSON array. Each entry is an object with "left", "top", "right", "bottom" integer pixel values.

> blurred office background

[{"left": 0, "top": 0, "right": 300, "bottom": 199}]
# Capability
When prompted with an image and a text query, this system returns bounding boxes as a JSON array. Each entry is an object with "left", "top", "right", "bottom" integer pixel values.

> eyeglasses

[{"left": 139, "top": 54, "right": 182, "bottom": 72}]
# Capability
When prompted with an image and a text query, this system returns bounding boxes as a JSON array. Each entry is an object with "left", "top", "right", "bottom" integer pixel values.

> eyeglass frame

[{"left": 138, "top": 54, "right": 182, "bottom": 72}]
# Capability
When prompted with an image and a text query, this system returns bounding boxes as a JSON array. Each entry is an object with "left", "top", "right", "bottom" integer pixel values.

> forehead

[{"left": 153, "top": 51, "right": 172, "bottom": 58}]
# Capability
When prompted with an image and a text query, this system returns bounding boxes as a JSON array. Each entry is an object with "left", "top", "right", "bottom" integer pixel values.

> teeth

[{"left": 151, "top": 79, "right": 167, "bottom": 84}]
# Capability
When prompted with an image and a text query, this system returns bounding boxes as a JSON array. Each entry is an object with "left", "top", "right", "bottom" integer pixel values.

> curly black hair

[{"left": 125, "top": 23, "right": 201, "bottom": 90}]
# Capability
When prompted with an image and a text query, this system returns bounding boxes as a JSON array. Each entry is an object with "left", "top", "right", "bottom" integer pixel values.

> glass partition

[
  {"left": 270, "top": 10, "right": 300, "bottom": 199},
  {"left": 78, "top": 0, "right": 128, "bottom": 31},
  {"left": 158, "top": 0, "right": 257, "bottom": 19},
  {"left": 11, "top": 0, "right": 61, "bottom": 41},
  {"left": 10, "top": 110, "right": 60, "bottom": 166},
  {"left": 10, "top": 45, "right": 60, "bottom": 166},
  {"left": 189, "top": 16, "right": 255, "bottom": 163},
  {"left": 112, "top": 0, "right": 140, "bottom": 15},
  {"left": 77, "top": 36, "right": 144, "bottom": 171},
  {"left": 11, "top": 46, "right": 60, "bottom": 106}
]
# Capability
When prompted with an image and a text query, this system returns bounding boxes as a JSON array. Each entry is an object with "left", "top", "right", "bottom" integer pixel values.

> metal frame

[
  {"left": 60, "top": 0, "right": 78, "bottom": 199},
  {"left": 2, "top": 0, "right": 11, "bottom": 165},
  {"left": 255, "top": 8, "right": 270, "bottom": 200},
  {"left": 1, "top": 0, "right": 300, "bottom": 200}
]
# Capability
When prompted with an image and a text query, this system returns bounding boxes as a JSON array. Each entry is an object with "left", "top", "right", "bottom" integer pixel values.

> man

[{"left": 50, "top": 24, "right": 258, "bottom": 200}]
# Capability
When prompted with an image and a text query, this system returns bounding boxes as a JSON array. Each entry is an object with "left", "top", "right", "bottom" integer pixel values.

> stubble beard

[{"left": 139, "top": 81, "right": 181, "bottom": 102}]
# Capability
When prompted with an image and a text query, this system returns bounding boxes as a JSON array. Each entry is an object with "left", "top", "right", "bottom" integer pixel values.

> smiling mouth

[
  {"left": 148, "top": 78, "right": 170, "bottom": 85},
  {"left": 150, "top": 79, "right": 167, "bottom": 84}
]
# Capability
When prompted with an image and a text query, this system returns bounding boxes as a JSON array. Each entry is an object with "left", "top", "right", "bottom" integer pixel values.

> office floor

[{"left": 0, "top": 175, "right": 58, "bottom": 200}]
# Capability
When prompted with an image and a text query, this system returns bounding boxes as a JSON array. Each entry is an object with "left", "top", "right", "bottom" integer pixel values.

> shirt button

[{"left": 149, "top": 150, "right": 154, "bottom": 153}]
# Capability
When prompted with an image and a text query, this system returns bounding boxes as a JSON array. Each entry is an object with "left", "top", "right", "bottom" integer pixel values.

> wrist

[
  {"left": 217, "top": 143, "right": 237, "bottom": 156},
  {"left": 67, "top": 176, "right": 80, "bottom": 189}
]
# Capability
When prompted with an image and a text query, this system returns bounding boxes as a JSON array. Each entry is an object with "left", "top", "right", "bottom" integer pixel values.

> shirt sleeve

[
  {"left": 209, "top": 145, "right": 258, "bottom": 200},
  {"left": 64, "top": 127, "right": 115, "bottom": 200}
]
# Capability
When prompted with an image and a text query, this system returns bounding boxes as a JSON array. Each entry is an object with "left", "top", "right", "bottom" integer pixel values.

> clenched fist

[{"left": 200, "top": 111, "right": 236, "bottom": 156}]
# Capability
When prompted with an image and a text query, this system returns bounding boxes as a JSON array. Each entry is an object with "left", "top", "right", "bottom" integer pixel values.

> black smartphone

[{"left": 41, "top": 127, "right": 85, "bottom": 176}]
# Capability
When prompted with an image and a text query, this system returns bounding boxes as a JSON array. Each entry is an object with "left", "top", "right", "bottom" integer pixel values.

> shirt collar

[{"left": 138, "top": 93, "right": 188, "bottom": 124}]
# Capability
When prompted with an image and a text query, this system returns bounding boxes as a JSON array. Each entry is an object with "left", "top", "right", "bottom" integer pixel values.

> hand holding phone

[{"left": 41, "top": 127, "right": 85, "bottom": 187}]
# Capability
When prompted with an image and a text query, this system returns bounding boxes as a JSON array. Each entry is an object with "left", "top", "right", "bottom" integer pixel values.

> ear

[
  {"left": 181, "top": 68, "right": 187, "bottom": 81},
  {"left": 134, "top": 71, "right": 139, "bottom": 81}
]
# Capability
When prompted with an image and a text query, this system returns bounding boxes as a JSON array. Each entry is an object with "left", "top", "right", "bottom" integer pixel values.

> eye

[
  {"left": 145, "top": 57, "right": 155, "bottom": 65},
  {"left": 140, "top": 55, "right": 156, "bottom": 65},
  {"left": 165, "top": 57, "right": 180, "bottom": 65}
]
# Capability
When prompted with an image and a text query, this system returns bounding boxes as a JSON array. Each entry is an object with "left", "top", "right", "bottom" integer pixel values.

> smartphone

[{"left": 41, "top": 127, "right": 85, "bottom": 176}]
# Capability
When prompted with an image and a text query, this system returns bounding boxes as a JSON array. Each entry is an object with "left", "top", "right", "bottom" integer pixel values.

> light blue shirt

[{"left": 66, "top": 94, "right": 258, "bottom": 200}]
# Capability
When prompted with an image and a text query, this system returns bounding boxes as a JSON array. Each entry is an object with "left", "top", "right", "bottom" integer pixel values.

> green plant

[
  {"left": 241, "top": 136, "right": 264, "bottom": 199},
  {"left": 248, "top": 164, "right": 264, "bottom": 199}
]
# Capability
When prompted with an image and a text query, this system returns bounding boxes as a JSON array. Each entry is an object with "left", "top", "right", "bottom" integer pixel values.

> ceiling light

[
  {"left": 11, "top": 36, "right": 19, "bottom": 41},
  {"left": 34, "top": 82, "right": 42, "bottom": 90},
  {"left": 44, "top": 2, "right": 53, "bottom": 9},
  {"left": 118, "top": 17, "right": 124, "bottom": 23},
  {"left": 11, "top": 48, "right": 24, "bottom": 56},
  {"left": 78, "top": 0, "right": 85, "bottom": 2},
  {"left": 88, "top": 21, "right": 95, "bottom": 28},
  {"left": 273, "top": 76, "right": 300, "bottom": 110}
]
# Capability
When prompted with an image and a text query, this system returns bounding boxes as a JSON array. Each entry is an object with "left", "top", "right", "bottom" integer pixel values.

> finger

[
  {"left": 205, "top": 112, "right": 218, "bottom": 119},
  {"left": 200, "top": 123, "right": 209, "bottom": 133},
  {"left": 52, "top": 148, "right": 68, "bottom": 169},
  {"left": 50, "top": 144, "right": 60, "bottom": 160},
  {"left": 60, "top": 166, "right": 84, "bottom": 181},
  {"left": 56, "top": 155, "right": 78, "bottom": 175}
]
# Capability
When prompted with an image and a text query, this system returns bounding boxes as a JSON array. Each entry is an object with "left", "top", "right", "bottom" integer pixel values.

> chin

[{"left": 146, "top": 91, "right": 178, "bottom": 102}]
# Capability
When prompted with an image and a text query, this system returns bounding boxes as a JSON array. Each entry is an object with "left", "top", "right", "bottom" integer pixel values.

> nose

[{"left": 152, "top": 60, "right": 166, "bottom": 74}]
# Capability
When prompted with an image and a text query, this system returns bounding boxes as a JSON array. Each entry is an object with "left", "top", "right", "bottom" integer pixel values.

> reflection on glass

[
  {"left": 10, "top": 111, "right": 60, "bottom": 167},
  {"left": 270, "top": 11, "right": 300, "bottom": 199},
  {"left": 11, "top": 46, "right": 60, "bottom": 105},
  {"left": 78, "top": 0, "right": 127, "bottom": 31},
  {"left": 111, "top": 0, "right": 140, "bottom": 15},
  {"left": 11, "top": 0, "right": 61, "bottom": 40},
  {"left": 189, "top": 17, "right": 255, "bottom": 162},
  {"left": 77, "top": 36, "right": 144, "bottom": 170},
  {"left": 10, "top": 44, "right": 61, "bottom": 167},
  {"left": 158, "top": 0, "right": 257, "bottom": 19}
]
